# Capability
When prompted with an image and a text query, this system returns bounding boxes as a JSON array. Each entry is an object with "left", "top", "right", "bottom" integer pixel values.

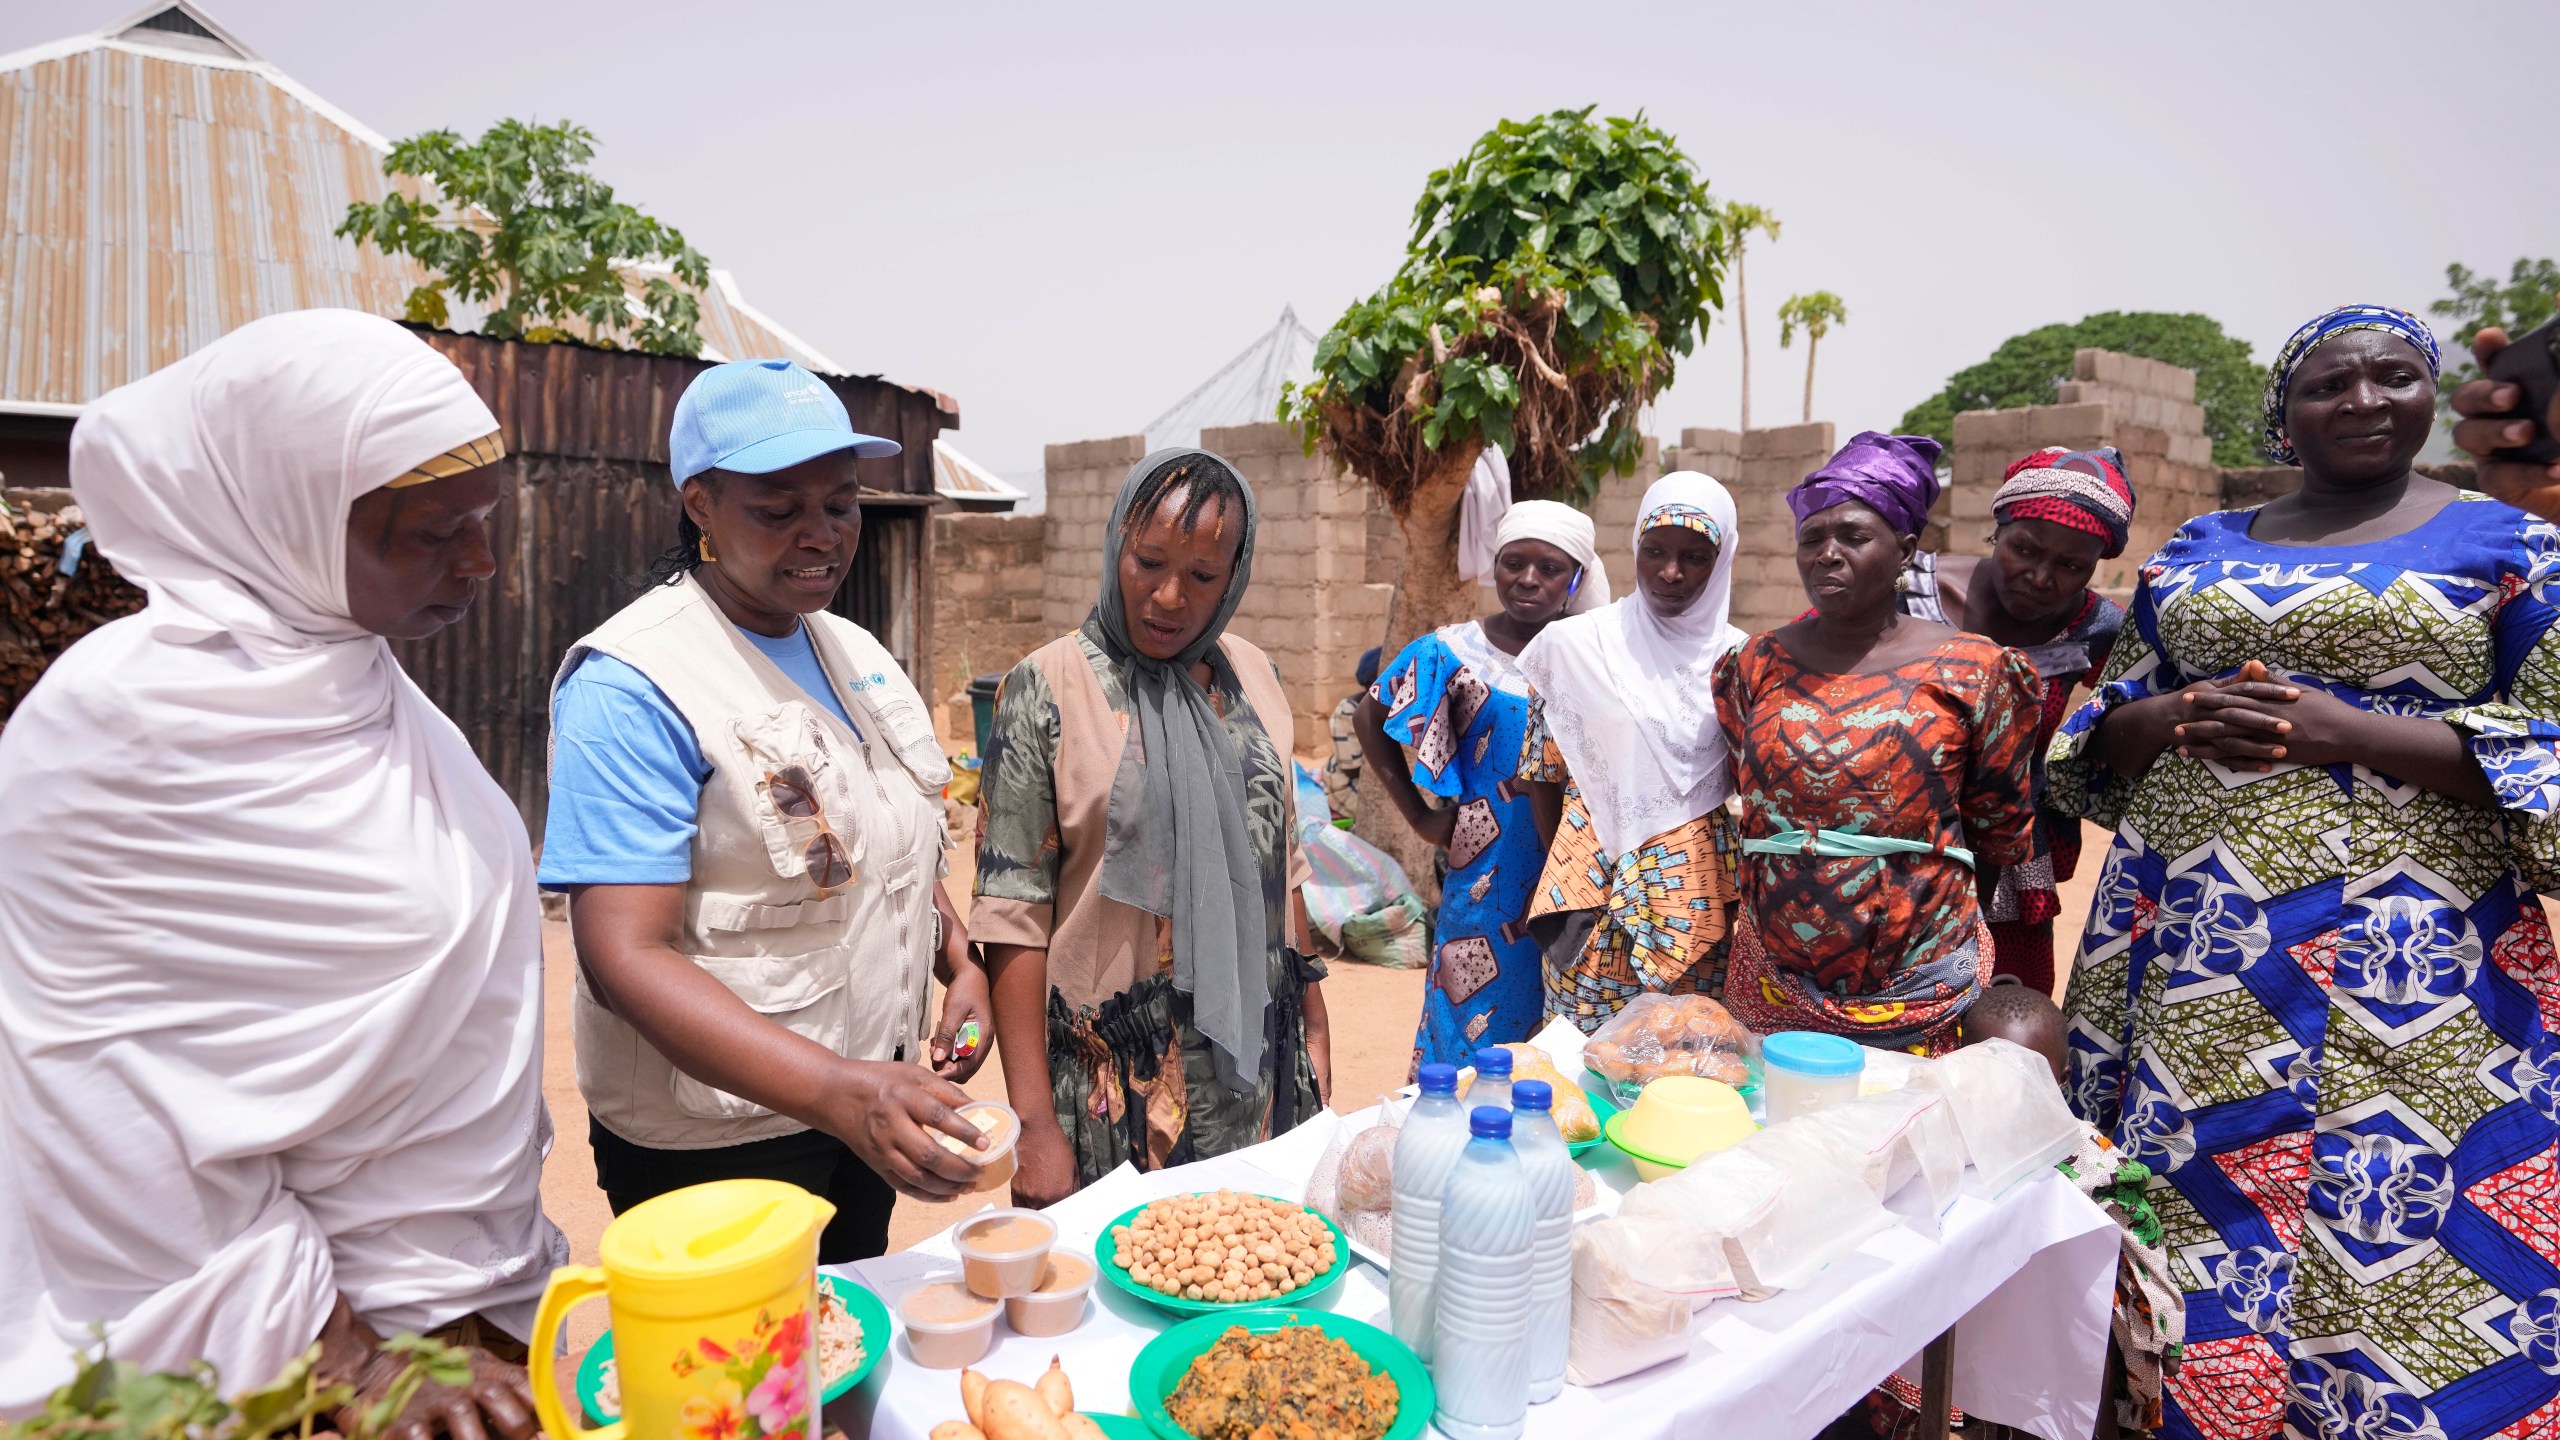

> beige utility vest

[{"left": 558, "top": 574, "right": 950, "bottom": 1149}]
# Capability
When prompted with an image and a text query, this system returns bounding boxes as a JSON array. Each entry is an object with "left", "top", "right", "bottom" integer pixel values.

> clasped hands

[{"left": 2164, "top": 659, "right": 2368, "bottom": 771}]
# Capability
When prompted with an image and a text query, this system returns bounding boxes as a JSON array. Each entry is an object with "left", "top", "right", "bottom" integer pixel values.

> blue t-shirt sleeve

[{"left": 537, "top": 654, "right": 712, "bottom": 886}]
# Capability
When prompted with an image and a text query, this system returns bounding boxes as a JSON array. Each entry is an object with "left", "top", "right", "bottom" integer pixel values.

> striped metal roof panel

[{"left": 0, "top": 5, "right": 852, "bottom": 413}]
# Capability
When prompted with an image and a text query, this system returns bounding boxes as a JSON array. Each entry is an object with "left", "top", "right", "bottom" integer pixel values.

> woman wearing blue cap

[{"left": 540, "top": 359, "right": 992, "bottom": 1263}]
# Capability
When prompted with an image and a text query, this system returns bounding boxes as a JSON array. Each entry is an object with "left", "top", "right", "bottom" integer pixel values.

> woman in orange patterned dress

[{"left": 1717, "top": 433, "right": 2040, "bottom": 1052}]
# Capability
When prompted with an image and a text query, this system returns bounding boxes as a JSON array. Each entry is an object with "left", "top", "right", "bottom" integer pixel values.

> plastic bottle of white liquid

[
  {"left": 1433, "top": 1106, "right": 1535, "bottom": 1440},
  {"left": 1508, "top": 1080, "right": 1575, "bottom": 1404},
  {"left": 1389, "top": 1062, "right": 1471, "bottom": 1361},
  {"left": 1468, "top": 1045, "right": 1514, "bottom": 1113}
]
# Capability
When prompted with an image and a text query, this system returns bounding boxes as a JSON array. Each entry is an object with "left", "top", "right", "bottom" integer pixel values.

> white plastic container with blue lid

[{"left": 1761, "top": 1031, "right": 1866, "bottom": 1123}]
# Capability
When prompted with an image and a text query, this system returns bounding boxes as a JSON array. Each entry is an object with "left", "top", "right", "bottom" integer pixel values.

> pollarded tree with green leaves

[
  {"left": 1897, "top": 311, "right": 2261, "bottom": 467},
  {"left": 339, "top": 119, "right": 712, "bottom": 356},
  {"left": 1282, "top": 107, "right": 1729, "bottom": 652},
  {"left": 1777, "top": 290, "right": 1847, "bottom": 424}
]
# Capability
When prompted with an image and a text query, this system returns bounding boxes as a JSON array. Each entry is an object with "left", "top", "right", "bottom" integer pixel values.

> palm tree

[
  {"left": 1778, "top": 291, "right": 1849, "bottom": 422},
  {"left": 1718, "top": 201, "right": 1782, "bottom": 430}
]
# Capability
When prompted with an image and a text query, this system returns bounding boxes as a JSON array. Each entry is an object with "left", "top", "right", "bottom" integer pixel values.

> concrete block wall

[
  {"left": 1944, "top": 348, "right": 2217, "bottom": 597},
  {"left": 930, "top": 512, "right": 1049, "bottom": 740},
  {"left": 1038, "top": 435, "right": 1151, "bottom": 639}
]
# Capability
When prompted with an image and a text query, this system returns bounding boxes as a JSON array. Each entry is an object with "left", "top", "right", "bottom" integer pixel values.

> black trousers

[{"left": 589, "top": 1118, "right": 896, "bottom": 1264}]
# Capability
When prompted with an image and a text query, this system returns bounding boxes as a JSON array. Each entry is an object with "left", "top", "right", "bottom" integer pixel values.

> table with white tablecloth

[{"left": 820, "top": 1094, "right": 2121, "bottom": 1440}]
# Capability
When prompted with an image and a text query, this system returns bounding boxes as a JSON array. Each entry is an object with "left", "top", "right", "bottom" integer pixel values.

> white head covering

[
  {"left": 1515, "top": 472, "right": 1743, "bottom": 856},
  {"left": 1490, "top": 499, "right": 1613, "bottom": 614},
  {"left": 1455, "top": 445, "right": 1513, "bottom": 586},
  {"left": 0, "top": 311, "right": 564, "bottom": 1404}
]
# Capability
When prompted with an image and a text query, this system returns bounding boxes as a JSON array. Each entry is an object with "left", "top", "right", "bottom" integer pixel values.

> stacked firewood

[{"left": 1, "top": 495, "right": 146, "bottom": 721}]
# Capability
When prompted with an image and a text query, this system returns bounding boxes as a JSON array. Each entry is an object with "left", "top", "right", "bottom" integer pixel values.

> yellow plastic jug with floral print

[{"left": 531, "top": 1179, "right": 836, "bottom": 1440}]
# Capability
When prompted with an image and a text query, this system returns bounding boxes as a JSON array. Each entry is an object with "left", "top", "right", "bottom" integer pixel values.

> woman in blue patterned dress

[
  {"left": 2053, "top": 304, "right": 2560, "bottom": 1440},
  {"left": 1357, "top": 501, "right": 1605, "bottom": 1070}
]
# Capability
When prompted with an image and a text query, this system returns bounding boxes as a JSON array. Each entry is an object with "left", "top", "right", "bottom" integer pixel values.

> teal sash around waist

[{"left": 1739, "top": 826, "right": 1975, "bottom": 871}]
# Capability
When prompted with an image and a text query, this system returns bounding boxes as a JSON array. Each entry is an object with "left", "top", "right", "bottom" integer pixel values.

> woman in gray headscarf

[{"left": 973, "top": 449, "right": 1328, "bottom": 1206}]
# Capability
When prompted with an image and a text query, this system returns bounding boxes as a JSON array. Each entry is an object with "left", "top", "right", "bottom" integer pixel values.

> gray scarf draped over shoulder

[{"left": 1080, "top": 447, "right": 1269, "bottom": 1094}]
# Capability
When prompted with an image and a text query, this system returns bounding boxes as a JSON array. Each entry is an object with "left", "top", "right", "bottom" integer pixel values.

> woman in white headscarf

[
  {"left": 1356, "top": 499, "right": 1608, "bottom": 1069},
  {"left": 0, "top": 311, "right": 564, "bottom": 1436},
  {"left": 1514, "top": 474, "right": 1746, "bottom": 1032}
]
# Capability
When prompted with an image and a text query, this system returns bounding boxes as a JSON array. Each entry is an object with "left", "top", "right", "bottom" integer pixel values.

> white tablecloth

[{"left": 824, "top": 1107, "right": 2119, "bottom": 1440}]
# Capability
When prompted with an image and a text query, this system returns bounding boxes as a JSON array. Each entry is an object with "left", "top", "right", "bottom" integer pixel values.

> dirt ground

[{"left": 534, "top": 820, "right": 2117, "bottom": 1312}]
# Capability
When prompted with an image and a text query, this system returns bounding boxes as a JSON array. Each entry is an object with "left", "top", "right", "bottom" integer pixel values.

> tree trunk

[
  {"left": 1802, "top": 332, "right": 1818, "bottom": 423},
  {"left": 1736, "top": 247, "right": 1753, "bottom": 431},
  {"left": 1379, "top": 436, "right": 1489, "bottom": 665},
  {"left": 1348, "top": 435, "right": 1486, "bottom": 913}
]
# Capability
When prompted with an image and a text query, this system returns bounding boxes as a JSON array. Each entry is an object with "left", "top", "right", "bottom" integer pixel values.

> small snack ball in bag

[
  {"left": 1483, "top": 1043, "right": 1601, "bottom": 1142},
  {"left": 1583, "top": 994, "right": 1756, "bottom": 1108}
]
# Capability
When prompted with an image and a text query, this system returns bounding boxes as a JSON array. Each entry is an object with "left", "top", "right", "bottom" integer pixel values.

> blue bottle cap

[
  {"left": 1469, "top": 1106, "right": 1513, "bottom": 1139},
  {"left": 1512, "top": 1079, "right": 1553, "bottom": 1112},
  {"left": 1762, "top": 1030, "right": 1867, "bottom": 1077},
  {"left": 1416, "top": 1063, "right": 1459, "bottom": 1095},
  {"left": 1472, "top": 1046, "right": 1514, "bottom": 1077}
]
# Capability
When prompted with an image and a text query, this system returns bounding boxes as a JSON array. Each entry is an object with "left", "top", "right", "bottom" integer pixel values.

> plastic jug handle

[{"left": 529, "top": 1265, "right": 622, "bottom": 1440}]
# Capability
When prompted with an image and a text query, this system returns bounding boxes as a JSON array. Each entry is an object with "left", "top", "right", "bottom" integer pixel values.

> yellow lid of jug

[{"left": 598, "top": 1179, "right": 835, "bottom": 1314}]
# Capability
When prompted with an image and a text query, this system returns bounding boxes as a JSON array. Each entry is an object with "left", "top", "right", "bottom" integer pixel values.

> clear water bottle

[
  {"left": 1389, "top": 1062, "right": 1471, "bottom": 1361},
  {"left": 1509, "top": 1080, "right": 1575, "bottom": 1404},
  {"left": 1468, "top": 1045, "right": 1515, "bottom": 1114},
  {"left": 1433, "top": 1106, "right": 1534, "bottom": 1440}
]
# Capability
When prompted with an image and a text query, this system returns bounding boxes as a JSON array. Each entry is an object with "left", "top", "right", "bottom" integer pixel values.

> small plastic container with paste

[
  {"left": 936, "top": 1100, "right": 1021, "bottom": 1194},
  {"left": 955, "top": 1207, "right": 1056, "bottom": 1299},
  {"left": 1761, "top": 1031, "right": 1866, "bottom": 1124},
  {"left": 898, "top": 1281, "right": 998, "bottom": 1369},
  {"left": 1003, "top": 1251, "right": 1096, "bottom": 1337}
]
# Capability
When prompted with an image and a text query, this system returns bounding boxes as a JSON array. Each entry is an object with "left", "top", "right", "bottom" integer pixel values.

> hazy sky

[{"left": 10, "top": 1, "right": 2555, "bottom": 487}]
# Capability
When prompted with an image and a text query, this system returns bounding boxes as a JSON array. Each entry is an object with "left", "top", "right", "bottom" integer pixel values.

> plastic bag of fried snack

[
  {"left": 1580, "top": 993, "right": 1758, "bottom": 1107},
  {"left": 1307, "top": 1097, "right": 1400, "bottom": 1252}
]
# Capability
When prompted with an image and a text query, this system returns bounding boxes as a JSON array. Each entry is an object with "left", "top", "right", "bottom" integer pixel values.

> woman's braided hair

[{"left": 1122, "top": 453, "right": 1247, "bottom": 537}]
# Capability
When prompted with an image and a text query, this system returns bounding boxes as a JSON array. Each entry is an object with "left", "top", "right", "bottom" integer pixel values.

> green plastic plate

[
  {"left": 1130, "top": 1307, "right": 1432, "bottom": 1440},
  {"left": 575, "top": 1272, "right": 888, "bottom": 1424},
  {"left": 1094, "top": 1196, "right": 1349, "bottom": 1316}
]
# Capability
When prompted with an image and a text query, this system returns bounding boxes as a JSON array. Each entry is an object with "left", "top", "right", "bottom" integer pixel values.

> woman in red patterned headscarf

[{"left": 1896, "top": 446, "right": 2134, "bottom": 994}]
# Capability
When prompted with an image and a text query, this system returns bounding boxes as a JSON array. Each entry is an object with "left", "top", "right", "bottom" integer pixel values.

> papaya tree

[{"left": 1282, "top": 107, "right": 1731, "bottom": 656}]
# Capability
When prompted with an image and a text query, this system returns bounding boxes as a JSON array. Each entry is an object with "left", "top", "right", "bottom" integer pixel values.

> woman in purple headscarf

[{"left": 1715, "top": 432, "right": 2041, "bottom": 1053}]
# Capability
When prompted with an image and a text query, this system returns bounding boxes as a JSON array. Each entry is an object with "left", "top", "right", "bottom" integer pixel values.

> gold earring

[{"left": 698, "top": 535, "right": 718, "bottom": 564}]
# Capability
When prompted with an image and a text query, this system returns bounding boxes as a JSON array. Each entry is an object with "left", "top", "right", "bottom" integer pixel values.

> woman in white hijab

[
  {"left": 1356, "top": 500, "right": 1607, "bottom": 1068},
  {"left": 1514, "top": 474, "right": 1747, "bottom": 1032},
  {"left": 0, "top": 311, "right": 564, "bottom": 1436}
]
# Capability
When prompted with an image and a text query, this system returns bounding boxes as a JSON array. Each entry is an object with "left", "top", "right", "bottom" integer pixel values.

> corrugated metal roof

[
  {"left": 931, "top": 437, "right": 1027, "bottom": 505},
  {"left": 0, "top": 1, "right": 861, "bottom": 413}
]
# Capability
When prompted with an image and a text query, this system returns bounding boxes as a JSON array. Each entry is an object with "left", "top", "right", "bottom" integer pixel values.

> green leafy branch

[
  {"left": 339, "top": 118, "right": 712, "bottom": 356},
  {"left": 1282, "top": 106, "right": 1727, "bottom": 508},
  {"left": 4, "top": 1332, "right": 470, "bottom": 1440}
]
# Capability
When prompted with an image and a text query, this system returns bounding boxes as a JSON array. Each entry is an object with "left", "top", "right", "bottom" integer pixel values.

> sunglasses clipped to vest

[{"left": 762, "top": 763, "right": 854, "bottom": 891}]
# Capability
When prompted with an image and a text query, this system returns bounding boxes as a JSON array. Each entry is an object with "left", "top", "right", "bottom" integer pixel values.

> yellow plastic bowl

[{"left": 1605, "top": 1075, "right": 1756, "bottom": 1180}]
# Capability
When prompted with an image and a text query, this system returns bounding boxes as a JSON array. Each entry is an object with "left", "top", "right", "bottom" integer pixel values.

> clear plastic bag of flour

[
  {"left": 1566, "top": 1217, "right": 1699, "bottom": 1385},
  {"left": 1912, "top": 1038, "right": 2084, "bottom": 1195}
]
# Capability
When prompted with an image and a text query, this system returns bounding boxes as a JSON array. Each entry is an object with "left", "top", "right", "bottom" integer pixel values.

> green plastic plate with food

[
  {"left": 1094, "top": 1191, "right": 1349, "bottom": 1317},
  {"left": 1128, "top": 1307, "right": 1432, "bottom": 1440},
  {"left": 575, "top": 1272, "right": 887, "bottom": 1424}
]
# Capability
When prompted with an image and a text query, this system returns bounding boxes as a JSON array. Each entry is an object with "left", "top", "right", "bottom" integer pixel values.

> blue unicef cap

[
  {"left": 669, "top": 358, "right": 900, "bottom": 487},
  {"left": 1469, "top": 1106, "right": 1513, "bottom": 1139},
  {"left": 1472, "top": 1047, "right": 1514, "bottom": 1078},
  {"left": 1512, "top": 1080, "right": 1552, "bottom": 1112},
  {"left": 1416, "top": 1063, "right": 1459, "bottom": 1096}
]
